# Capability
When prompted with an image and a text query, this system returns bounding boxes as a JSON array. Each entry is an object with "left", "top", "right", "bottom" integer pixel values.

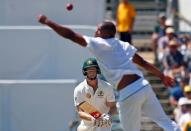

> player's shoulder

[
  {"left": 94, "top": 37, "right": 107, "bottom": 43},
  {"left": 83, "top": 35, "right": 105, "bottom": 45},
  {"left": 74, "top": 80, "right": 86, "bottom": 92},
  {"left": 120, "top": 39, "right": 135, "bottom": 49}
]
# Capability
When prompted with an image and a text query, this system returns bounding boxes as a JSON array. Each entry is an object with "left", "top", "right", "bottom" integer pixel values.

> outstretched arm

[
  {"left": 37, "top": 14, "right": 87, "bottom": 47},
  {"left": 132, "top": 53, "right": 175, "bottom": 87}
]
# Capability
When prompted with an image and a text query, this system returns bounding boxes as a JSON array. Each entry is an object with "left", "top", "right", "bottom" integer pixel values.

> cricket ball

[{"left": 66, "top": 3, "right": 73, "bottom": 11}]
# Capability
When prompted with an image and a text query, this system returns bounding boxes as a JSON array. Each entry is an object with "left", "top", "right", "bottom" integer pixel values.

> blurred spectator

[
  {"left": 177, "top": 86, "right": 191, "bottom": 130},
  {"left": 151, "top": 13, "right": 166, "bottom": 62},
  {"left": 151, "top": 14, "right": 175, "bottom": 63},
  {"left": 162, "top": 39, "right": 185, "bottom": 81},
  {"left": 178, "top": 34, "right": 191, "bottom": 55},
  {"left": 184, "top": 85, "right": 191, "bottom": 99},
  {"left": 164, "top": 39, "right": 186, "bottom": 112},
  {"left": 153, "top": 13, "right": 167, "bottom": 38},
  {"left": 174, "top": 97, "right": 191, "bottom": 123},
  {"left": 174, "top": 85, "right": 191, "bottom": 123},
  {"left": 184, "top": 41, "right": 191, "bottom": 86},
  {"left": 116, "top": 0, "right": 136, "bottom": 44},
  {"left": 157, "top": 27, "right": 177, "bottom": 64},
  {"left": 178, "top": 98, "right": 191, "bottom": 130},
  {"left": 168, "top": 80, "right": 184, "bottom": 108}
]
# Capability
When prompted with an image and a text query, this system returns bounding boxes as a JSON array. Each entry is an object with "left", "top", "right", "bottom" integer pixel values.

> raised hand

[
  {"left": 161, "top": 75, "right": 175, "bottom": 87},
  {"left": 37, "top": 14, "right": 48, "bottom": 25}
]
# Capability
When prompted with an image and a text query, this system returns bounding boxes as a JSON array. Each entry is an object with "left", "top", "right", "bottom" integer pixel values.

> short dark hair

[{"left": 100, "top": 21, "right": 116, "bottom": 37}]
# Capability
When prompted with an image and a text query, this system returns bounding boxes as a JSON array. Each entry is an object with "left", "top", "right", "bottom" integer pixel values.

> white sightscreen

[
  {"left": 0, "top": 26, "right": 95, "bottom": 81},
  {"left": 178, "top": 0, "right": 191, "bottom": 32},
  {"left": 0, "top": 0, "right": 105, "bottom": 26},
  {"left": 0, "top": 79, "right": 78, "bottom": 131}
]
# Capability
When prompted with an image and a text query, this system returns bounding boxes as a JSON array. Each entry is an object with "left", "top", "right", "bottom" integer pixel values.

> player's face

[
  {"left": 86, "top": 67, "right": 97, "bottom": 79},
  {"left": 94, "top": 26, "right": 101, "bottom": 37},
  {"left": 95, "top": 23, "right": 104, "bottom": 38}
]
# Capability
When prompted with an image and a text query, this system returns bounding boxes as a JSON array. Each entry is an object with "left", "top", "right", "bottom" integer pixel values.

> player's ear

[{"left": 83, "top": 70, "right": 87, "bottom": 76}]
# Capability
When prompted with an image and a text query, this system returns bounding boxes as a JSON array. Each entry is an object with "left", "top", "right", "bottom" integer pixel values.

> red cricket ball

[{"left": 66, "top": 3, "right": 73, "bottom": 11}]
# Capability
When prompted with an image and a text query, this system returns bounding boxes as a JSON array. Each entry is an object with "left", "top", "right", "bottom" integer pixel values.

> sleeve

[
  {"left": 106, "top": 85, "right": 116, "bottom": 102},
  {"left": 74, "top": 87, "right": 84, "bottom": 106},
  {"left": 122, "top": 42, "right": 137, "bottom": 59},
  {"left": 83, "top": 35, "right": 93, "bottom": 48},
  {"left": 128, "top": 44, "right": 137, "bottom": 56},
  {"left": 83, "top": 35, "right": 102, "bottom": 54}
]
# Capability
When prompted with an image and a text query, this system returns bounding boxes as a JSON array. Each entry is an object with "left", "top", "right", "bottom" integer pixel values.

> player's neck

[{"left": 87, "top": 79, "right": 98, "bottom": 90}]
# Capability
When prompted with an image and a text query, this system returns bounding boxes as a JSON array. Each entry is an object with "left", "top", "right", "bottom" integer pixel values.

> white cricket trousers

[{"left": 118, "top": 84, "right": 181, "bottom": 131}]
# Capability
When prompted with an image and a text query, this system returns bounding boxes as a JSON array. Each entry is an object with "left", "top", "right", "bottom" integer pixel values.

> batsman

[{"left": 74, "top": 58, "right": 123, "bottom": 131}]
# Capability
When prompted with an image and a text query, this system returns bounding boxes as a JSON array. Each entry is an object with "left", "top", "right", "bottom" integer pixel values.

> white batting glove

[
  {"left": 94, "top": 117, "right": 103, "bottom": 127},
  {"left": 94, "top": 114, "right": 112, "bottom": 127},
  {"left": 100, "top": 114, "right": 112, "bottom": 127},
  {"left": 111, "top": 114, "right": 124, "bottom": 131}
]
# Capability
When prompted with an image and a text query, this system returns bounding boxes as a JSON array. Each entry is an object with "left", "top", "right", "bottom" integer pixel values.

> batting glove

[
  {"left": 111, "top": 114, "right": 124, "bottom": 131},
  {"left": 100, "top": 114, "right": 112, "bottom": 127},
  {"left": 94, "top": 114, "right": 111, "bottom": 127},
  {"left": 94, "top": 117, "right": 103, "bottom": 127}
]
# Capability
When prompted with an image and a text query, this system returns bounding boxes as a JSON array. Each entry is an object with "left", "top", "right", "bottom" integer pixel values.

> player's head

[
  {"left": 95, "top": 20, "right": 116, "bottom": 38},
  {"left": 82, "top": 58, "right": 101, "bottom": 80}
]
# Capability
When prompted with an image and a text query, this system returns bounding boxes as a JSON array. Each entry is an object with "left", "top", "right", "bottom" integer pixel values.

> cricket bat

[{"left": 79, "top": 101, "right": 102, "bottom": 119}]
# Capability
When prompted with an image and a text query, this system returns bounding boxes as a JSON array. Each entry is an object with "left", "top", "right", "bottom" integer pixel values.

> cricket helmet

[{"left": 82, "top": 58, "right": 101, "bottom": 75}]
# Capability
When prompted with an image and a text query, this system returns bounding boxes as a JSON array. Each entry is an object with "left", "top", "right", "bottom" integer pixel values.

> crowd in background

[
  {"left": 151, "top": 12, "right": 191, "bottom": 131},
  {"left": 115, "top": 1, "right": 191, "bottom": 130}
]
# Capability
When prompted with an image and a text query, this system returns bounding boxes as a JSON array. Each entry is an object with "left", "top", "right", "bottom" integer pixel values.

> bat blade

[{"left": 79, "top": 102, "right": 102, "bottom": 119}]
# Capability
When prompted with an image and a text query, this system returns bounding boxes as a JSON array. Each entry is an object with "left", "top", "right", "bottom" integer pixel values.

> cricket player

[
  {"left": 74, "top": 58, "right": 123, "bottom": 131},
  {"left": 38, "top": 15, "right": 180, "bottom": 131}
]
